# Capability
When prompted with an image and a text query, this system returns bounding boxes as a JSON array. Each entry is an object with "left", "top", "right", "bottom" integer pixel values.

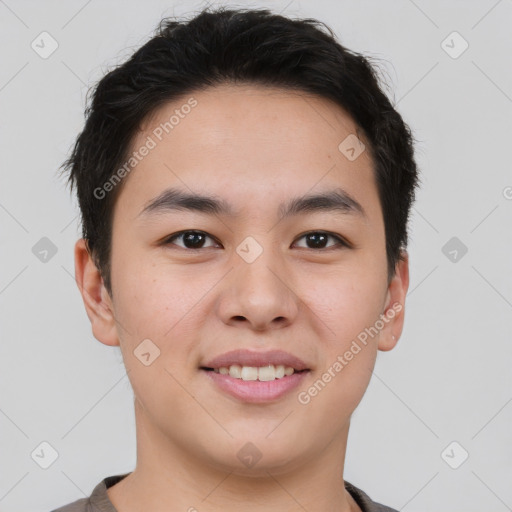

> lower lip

[{"left": 201, "top": 369, "right": 309, "bottom": 403}]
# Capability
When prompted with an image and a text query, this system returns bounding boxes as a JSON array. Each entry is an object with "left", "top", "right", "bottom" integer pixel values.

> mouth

[
  {"left": 200, "top": 367, "right": 310, "bottom": 403},
  {"left": 199, "top": 349, "right": 311, "bottom": 403},
  {"left": 200, "top": 364, "right": 309, "bottom": 382}
]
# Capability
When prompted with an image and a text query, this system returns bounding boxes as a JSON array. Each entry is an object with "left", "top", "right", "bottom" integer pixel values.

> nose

[{"left": 216, "top": 247, "right": 300, "bottom": 332}]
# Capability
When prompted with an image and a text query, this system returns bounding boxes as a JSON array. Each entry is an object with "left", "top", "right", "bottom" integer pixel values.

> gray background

[{"left": 1, "top": 0, "right": 511, "bottom": 511}]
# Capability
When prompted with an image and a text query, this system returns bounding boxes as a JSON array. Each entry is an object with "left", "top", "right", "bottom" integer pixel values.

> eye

[
  {"left": 163, "top": 230, "right": 221, "bottom": 250},
  {"left": 293, "top": 231, "right": 349, "bottom": 250},
  {"left": 162, "top": 230, "right": 349, "bottom": 251}
]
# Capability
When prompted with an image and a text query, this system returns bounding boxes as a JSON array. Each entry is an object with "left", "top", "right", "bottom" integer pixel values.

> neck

[{"left": 107, "top": 399, "right": 360, "bottom": 512}]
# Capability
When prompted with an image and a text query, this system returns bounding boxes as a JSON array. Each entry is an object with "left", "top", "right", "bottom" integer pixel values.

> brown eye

[
  {"left": 163, "top": 230, "right": 349, "bottom": 251},
  {"left": 164, "top": 230, "right": 219, "bottom": 249},
  {"left": 294, "top": 231, "right": 348, "bottom": 250}
]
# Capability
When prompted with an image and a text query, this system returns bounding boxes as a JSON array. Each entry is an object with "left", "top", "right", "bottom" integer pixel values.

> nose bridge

[
  {"left": 237, "top": 241, "right": 283, "bottom": 295},
  {"left": 218, "top": 235, "right": 299, "bottom": 330}
]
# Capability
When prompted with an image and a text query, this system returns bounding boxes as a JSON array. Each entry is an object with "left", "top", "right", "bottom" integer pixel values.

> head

[{"left": 63, "top": 7, "right": 419, "bottom": 475}]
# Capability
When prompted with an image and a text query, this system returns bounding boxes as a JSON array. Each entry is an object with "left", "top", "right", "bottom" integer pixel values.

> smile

[{"left": 203, "top": 364, "right": 306, "bottom": 381}]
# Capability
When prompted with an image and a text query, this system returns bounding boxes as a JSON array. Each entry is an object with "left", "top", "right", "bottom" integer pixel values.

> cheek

[
  {"left": 115, "top": 277, "right": 198, "bottom": 340},
  {"left": 111, "top": 263, "right": 203, "bottom": 406},
  {"left": 111, "top": 255, "right": 219, "bottom": 371},
  {"left": 304, "top": 268, "right": 386, "bottom": 343},
  {"left": 304, "top": 276, "right": 381, "bottom": 412},
  {"left": 110, "top": 257, "right": 169, "bottom": 342}
]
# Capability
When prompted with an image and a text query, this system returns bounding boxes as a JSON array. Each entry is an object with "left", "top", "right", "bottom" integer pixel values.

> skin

[{"left": 75, "top": 83, "right": 409, "bottom": 512}]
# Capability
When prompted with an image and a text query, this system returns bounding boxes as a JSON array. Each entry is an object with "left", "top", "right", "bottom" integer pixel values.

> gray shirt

[{"left": 51, "top": 473, "right": 399, "bottom": 512}]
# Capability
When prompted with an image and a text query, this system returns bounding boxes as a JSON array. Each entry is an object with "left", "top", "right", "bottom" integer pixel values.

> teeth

[{"left": 213, "top": 364, "right": 296, "bottom": 381}]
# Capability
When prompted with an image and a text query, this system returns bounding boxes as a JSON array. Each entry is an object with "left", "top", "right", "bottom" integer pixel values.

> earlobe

[
  {"left": 74, "top": 238, "right": 119, "bottom": 347},
  {"left": 378, "top": 250, "right": 409, "bottom": 352}
]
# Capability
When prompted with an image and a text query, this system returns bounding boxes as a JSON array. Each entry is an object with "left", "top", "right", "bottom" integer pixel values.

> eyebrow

[{"left": 138, "top": 186, "right": 366, "bottom": 220}]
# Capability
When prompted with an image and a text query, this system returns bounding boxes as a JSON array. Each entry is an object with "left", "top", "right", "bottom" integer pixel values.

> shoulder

[
  {"left": 345, "top": 480, "right": 399, "bottom": 512},
  {"left": 50, "top": 473, "right": 129, "bottom": 512},
  {"left": 50, "top": 496, "right": 90, "bottom": 512}
]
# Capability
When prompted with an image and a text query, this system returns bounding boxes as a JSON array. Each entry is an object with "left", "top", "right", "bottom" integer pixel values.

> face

[{"left": 76, "top": 83, "right": 408, "bottom": 475}]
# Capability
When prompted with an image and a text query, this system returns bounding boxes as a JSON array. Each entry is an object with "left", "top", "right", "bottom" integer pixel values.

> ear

[
  {"left": 378, "top": 249, "right": 409, "bottom": 352},
  {"left": 74, "top": 238, "right": 119, "bottom": 347}
]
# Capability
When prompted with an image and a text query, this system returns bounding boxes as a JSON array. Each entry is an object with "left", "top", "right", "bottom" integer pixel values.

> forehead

[
  {"left": 116, "top": 83, "right": 378, "bottom": 221},
  {"left": 140, "top": 83, "right": 362, "bottom": 152}
]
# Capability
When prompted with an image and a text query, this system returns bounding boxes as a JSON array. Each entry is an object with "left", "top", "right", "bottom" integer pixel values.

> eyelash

[{"left": 162, "top": 230, "right": 350, "bottom": 251}]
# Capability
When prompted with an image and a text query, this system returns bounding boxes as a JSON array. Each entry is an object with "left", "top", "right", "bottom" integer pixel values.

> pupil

[
  {"left": 184, "top": 232, "right": 204, "bottom": 248},
  {"left": 307, "top": 233, "right": 327, "bottom": 248}
]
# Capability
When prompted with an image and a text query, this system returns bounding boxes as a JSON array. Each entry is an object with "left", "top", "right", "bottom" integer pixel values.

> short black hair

[{"left": 60, "top": 6, "right": 420, "bottom": 296}]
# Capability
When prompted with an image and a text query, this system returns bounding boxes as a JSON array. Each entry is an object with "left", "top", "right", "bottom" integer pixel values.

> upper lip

[{"left": 202, "top": 349, "right": 310, "bottom": 371}]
